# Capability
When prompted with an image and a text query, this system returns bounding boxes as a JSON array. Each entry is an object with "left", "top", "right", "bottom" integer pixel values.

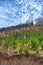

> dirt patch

[{"left": 0, "top": 54, "right": 43, "bottom": 65}]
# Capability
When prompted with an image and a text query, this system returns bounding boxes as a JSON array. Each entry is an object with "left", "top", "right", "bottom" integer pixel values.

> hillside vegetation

[{"left": 0, "top": 23, "right": 43, "bottom": 55}]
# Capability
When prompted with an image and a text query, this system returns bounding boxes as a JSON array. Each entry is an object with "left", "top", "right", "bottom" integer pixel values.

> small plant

[
  {"left": 30, "top": 37, "right": 40, "bottom": 53},
  {"left": 38, "top": 35, "right": 43, "bottom": 42},
  {"left": 41, "top": 41, "right": 43, "bottom": 50}
]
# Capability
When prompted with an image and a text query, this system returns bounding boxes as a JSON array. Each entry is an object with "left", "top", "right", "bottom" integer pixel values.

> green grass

[{"left": 0, "top": 27, "right": 43, "bottom": 54}]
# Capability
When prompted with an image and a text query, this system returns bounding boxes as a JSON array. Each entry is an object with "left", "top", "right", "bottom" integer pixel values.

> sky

[{"left": 0, "top": 0, "right": 43, "bottom": 28}]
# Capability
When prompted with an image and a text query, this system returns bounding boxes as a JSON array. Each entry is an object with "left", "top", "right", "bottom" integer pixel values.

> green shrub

[
  {"left": 30, "top": 37, "right": 40, "bottom": 53},
  {"left": 41, "top": 41, "right": 43, "bottom": 49},
  {"left": 5, "top": 34, "right": 14, "bottom": 48},
  {"left": 38, "top": 35, "right": 43, "bottom": 42}
]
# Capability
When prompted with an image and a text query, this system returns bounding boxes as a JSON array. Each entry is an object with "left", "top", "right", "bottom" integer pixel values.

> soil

[{"left": 0, "top": 53, "right": 43, "bottom": 65}]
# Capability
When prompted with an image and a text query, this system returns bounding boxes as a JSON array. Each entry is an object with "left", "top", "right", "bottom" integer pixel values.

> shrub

[
  {"left": 5, "top": 34, "right": 14, "bottom": 48},
  {"left": 38, "top": 35, "right": 43, "bottom": 42},
  {"left": 30, "top": 37, "right": 40, "bottom": 53},
  {"left": 41, "top": 41, "right": 43, "bottom": 49}
]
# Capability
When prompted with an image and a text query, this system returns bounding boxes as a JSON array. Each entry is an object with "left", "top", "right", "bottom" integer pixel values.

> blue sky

[{"left": 0, "top": 0, "right": 43, "bottom": 28}]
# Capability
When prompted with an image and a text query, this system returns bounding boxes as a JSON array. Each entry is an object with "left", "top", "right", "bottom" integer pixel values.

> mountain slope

[{"left": 0, "top": 23, "right": 43, "bottom": 55}]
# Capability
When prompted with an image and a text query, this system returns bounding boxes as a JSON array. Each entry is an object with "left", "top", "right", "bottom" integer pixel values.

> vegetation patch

[{"left": 0, "top": 24, "right": 43, "bottom": 56}]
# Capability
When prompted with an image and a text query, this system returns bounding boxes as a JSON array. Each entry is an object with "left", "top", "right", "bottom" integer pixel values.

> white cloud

[
  {"left": 36, "top": 5, "right": 42, "bottom": 11},
  {"left": 0, "top": 0, "right": 43, "bottom": 28},
  {"left": 0, "top": 14, "right": 7, "bottom": 19},
  {"left": 20, "top": 13, "right": 29, "bottom": 23},
  {"left": 0, "top": 7, "right": 7, "bottom": 19},
  {"left": 0, "top": 19, "right": 9, "bottom": 28},
  {"left": 18, "top": 0, "right": 23, "bottom": 4}
]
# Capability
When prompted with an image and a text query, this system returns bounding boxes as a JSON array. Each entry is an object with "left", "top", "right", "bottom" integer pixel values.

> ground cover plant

[{"left": 0, "top": 24, "right": 43, "bottom": 55}]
